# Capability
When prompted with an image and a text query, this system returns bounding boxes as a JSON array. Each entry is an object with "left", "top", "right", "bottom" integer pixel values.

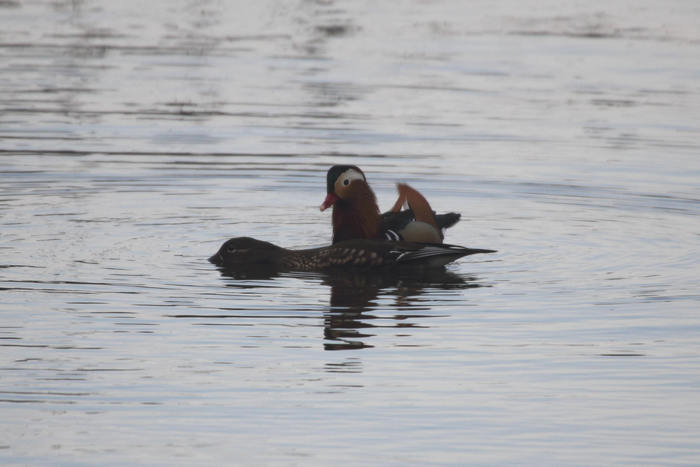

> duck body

[
  {"left": 209, "top": 237, "right": 495, "bottom": 271},
  {"left": 380, "top": 209, "right": 461, "bottom": 240},
  {"left": 321, "top": 165, "right": 460, "bottom": 244}
]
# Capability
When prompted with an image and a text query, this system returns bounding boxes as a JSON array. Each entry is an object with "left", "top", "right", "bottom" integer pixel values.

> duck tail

[{"left": 435, "top": 212, "right": 461, "bottom": 230}]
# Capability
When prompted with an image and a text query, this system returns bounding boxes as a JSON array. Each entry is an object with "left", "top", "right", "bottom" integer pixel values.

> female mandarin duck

[
  {"left": 320, "top": 165, "right": 460, "bottom": 244},
  {"left": 209, "top": 237, "right": 495, "bottom": 271}
]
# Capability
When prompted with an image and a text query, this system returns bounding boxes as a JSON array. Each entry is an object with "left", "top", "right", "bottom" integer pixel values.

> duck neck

[{"left": 332, "top": 185, "right": 381, "bottom": 243}]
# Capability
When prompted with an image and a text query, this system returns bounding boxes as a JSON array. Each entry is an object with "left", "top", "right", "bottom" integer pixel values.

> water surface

[{"left": 1, "top": 0, "right": 700, "bottom": 465}]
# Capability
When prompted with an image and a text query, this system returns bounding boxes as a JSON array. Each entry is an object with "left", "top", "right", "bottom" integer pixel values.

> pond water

[{"left": 1, "top": 0, "right": 699, "bottom": 465}]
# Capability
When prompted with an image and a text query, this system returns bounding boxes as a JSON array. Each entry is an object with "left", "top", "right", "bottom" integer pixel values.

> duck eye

[{"left": 343, "top": 178, "right": 350, "bottom": 186}]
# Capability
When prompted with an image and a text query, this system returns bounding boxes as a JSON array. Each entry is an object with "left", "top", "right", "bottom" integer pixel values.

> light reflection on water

[{"left": 1, "top": 0, "right": 700, "bottom": 465}]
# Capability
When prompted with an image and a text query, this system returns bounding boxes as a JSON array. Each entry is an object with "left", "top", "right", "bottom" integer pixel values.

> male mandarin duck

[
  {"left": 319, "top": 165, "right": 460, "bottom": 244},
  {"left": 209, "top": 237, "right": 495, "bottom": 271}
]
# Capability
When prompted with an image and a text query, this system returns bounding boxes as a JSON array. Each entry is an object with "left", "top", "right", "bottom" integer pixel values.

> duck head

[
  {"left": 320, "top": 165, "right": 368, "bottom": 211},
  {"left": 319, "top": 165, "right": 382, "bottom": 243},
  {"left": 209, "top": 237, "right": 284, "bottom": 267}
]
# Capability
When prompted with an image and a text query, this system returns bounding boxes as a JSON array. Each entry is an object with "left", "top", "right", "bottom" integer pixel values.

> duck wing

[
  {"left": 316, "top": 240, "right": 495, "bottom": 269},
  {"left": 380, "top": 210, "right": 461, "bottom": 233},
  {"left": 388, "top": 242, "right": 495, "bottom": 267}
]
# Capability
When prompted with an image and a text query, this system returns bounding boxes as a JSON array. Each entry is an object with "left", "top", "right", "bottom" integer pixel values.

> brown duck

[
  {"left": 209, "top": 237, "right": 495, "bottom": 271},
  {"left": 320, "top": 165, "right": 460, "bottom": 244}
]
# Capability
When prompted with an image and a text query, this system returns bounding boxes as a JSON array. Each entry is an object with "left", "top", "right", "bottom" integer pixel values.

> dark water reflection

[{"left": 213, "top": 266, "right": 483, "bottom": 350}]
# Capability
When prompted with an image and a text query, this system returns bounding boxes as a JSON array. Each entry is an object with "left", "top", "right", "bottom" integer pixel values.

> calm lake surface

[{"left": 1, "top": 0, "right": 699, "bottom": 465}]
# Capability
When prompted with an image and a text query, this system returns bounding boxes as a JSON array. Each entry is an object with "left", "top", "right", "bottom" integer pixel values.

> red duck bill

[{"left": 320, "top": 193, "right": 339, "bottom": 211}]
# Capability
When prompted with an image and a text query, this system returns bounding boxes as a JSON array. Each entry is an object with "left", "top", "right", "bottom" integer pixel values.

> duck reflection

[
  {"left": 322, "top": 268, "right": 480, "bottom": 350},
  {"left": 216, "top": 265, "right": 483, "bottom": 351}
]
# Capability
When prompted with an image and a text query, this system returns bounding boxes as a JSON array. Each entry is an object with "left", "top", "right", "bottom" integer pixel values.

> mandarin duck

[
  {"left": 320, "top": 165, "right": 460, "bottom": 244},
  {"left": 209, "top": 237, "right": 495, "bottom": 271}
]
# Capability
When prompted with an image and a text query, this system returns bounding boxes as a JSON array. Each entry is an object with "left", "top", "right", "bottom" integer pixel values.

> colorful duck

[{"left": 320, "top": 165, "right": 460, "bottom": 244}]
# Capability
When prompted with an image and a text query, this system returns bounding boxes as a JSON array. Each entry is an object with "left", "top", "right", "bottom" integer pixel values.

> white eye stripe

[{"left": 339, "top": 168, "right": 365, "bottom": 186}]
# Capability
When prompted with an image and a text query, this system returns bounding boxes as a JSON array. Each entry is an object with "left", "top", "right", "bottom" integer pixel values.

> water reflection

[{"left": 215, "top": 266, "right": 484, "bottom": 350}]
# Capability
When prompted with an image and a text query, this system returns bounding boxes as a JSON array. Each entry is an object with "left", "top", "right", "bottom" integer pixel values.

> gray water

[{"left": 2, "top": 1, "right": 700, "bottom": 465}]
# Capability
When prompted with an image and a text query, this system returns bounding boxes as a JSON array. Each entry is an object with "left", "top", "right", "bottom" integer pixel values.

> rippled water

[{"left": 2, "top": 0, "right": 700, "bottom": 465}]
